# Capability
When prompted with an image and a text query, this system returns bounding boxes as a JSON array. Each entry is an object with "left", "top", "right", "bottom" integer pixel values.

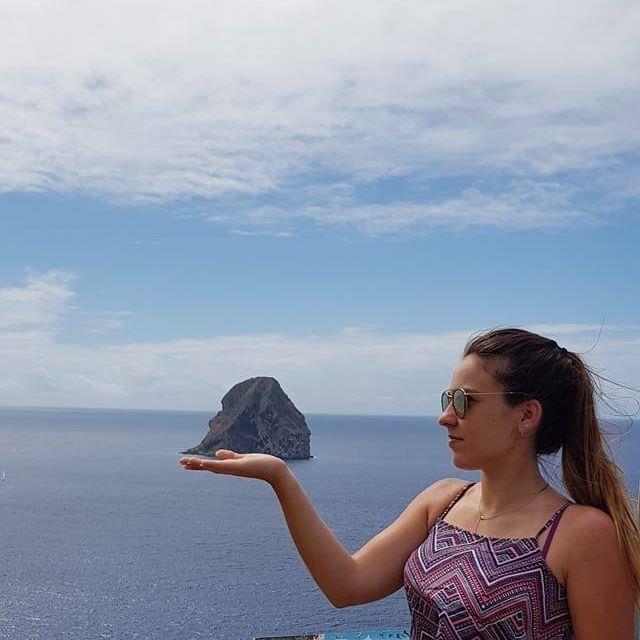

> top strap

[
  {"left": 535, "top": 502, "right": 572, "bottom": 559},
  {"left": 441, "top": 481, "right": 476, "bottom": 519},
  {"left": 535, "top": 501, "right": 573, "bottom": 538}
]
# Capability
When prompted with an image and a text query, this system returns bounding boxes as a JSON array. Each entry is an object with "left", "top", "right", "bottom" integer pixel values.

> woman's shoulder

[
  {"left": 524, "top": 488, "right": 604, "bottom": 529},
  {"left": 419, "top": 477, "right": 470, "bottom": 493},
  {"left": 545, "top": 490, "right": 610, "bottom": 525},
  {"left": 559, "top": 501, "right": 615, "bottom": 535},
  {"left": 553, "top": 499, "right": 617, "bottom": 584},
  {"left": 560, "top": 504, "right": 632, "bottom": 602},
  {"left": 422, "top": 477, "right": 472, "bottom": 529},
  {"left": 426, "top": 477, "right": 472, "bottom": 501}
]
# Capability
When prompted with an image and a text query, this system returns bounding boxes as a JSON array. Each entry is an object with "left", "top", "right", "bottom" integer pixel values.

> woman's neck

[{"left": 477, "top": 463, "right": 547, "bottom": 513}]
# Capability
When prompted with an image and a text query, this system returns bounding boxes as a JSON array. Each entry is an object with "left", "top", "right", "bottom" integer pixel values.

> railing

[{"left": 253, "top": 630, "right": 409, "bottom": 640}]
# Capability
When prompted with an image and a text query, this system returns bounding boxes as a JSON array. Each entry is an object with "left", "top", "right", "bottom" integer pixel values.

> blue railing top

[{"left": 253, "top": 630, "right": 409, "bottom": 640}]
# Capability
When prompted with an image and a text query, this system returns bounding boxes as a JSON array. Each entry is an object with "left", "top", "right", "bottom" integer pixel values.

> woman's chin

[{"left": 450, "top": 453, "right": 479, "bottom": 471}]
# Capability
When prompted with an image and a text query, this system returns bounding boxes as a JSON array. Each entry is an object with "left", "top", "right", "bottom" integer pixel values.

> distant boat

[{"left": 1, "top": 471, "right": 5, "bottom": 481}]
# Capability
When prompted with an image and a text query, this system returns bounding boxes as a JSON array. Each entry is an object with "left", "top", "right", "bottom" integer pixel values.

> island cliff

[{"left": 182, "top": 377, "right": 311, "bottom": 460}]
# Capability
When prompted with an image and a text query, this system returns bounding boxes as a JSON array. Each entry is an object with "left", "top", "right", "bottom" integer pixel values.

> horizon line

[{"left": 0, "top": 403, "right": 633, "bottom": 422}]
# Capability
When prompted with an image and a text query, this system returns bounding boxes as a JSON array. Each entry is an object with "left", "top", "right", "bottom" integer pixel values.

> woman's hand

[{"left": 179, "top": 450, "right": 289, "bottom": 486}]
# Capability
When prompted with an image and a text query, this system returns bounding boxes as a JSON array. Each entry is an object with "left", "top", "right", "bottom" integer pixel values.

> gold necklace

[{"left": 474, "top": 482, "right": 549, "bottom": 534}]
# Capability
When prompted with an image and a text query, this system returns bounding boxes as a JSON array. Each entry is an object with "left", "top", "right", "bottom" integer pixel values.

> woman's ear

[{"left": 519, "top": 399, "right": 542, "bottom": 435}]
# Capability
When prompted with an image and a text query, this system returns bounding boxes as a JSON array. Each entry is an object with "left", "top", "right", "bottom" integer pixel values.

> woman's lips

[{"left": 448, "top": 435, "right": 463, "bottom": 440}]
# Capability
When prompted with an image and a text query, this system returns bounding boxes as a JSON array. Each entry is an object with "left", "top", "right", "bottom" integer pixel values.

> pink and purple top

[{"left": 403, "top": 481, "right": 574, "bottom": 639}]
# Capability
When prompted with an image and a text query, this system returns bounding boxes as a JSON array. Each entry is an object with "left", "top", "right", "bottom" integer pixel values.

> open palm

[{"left": 180, "top": 449, "right": 287, "bottom": 485}]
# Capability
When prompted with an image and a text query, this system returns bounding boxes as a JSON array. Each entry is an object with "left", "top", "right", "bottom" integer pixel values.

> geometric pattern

[{"left": 403, "top": 482, "right": 574, "bottom": 639}]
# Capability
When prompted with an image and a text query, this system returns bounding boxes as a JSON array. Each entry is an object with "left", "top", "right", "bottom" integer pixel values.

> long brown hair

[{"left": 463, "top": 327, "right": 640, "bottom": 619}]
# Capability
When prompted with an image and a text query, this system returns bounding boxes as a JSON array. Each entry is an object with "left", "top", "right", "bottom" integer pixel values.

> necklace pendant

[{"left": 479, "top": 515, "right": 487, "bottom": 520}]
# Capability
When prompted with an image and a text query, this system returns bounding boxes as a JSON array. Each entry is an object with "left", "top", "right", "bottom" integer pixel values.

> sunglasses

[{"left": 441, "top": 388, "right": 528, "bottom": 418}]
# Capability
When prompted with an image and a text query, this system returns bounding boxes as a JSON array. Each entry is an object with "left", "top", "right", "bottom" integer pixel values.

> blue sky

[{"left": 1, "top": 1, "right": 639, "bottom": 414}]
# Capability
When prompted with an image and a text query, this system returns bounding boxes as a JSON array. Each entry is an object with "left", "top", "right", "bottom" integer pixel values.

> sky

[{"left": 0, "top": 1, "right": 639, "bottom": 415}]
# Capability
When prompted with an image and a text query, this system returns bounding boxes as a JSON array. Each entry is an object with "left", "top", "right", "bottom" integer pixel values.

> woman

[{"left": 180, "top": 327, "right": 639, "bottom": 639}]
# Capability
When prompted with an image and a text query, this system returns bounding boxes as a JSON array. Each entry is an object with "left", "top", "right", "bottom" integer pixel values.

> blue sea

[{"left": 0, "top": 408, "right": 638, "bottom": 640}]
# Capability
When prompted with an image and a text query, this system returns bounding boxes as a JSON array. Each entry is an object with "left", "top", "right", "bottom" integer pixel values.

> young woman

[{"left": 180, "top": 327, "right": 639, "bottom": 639}]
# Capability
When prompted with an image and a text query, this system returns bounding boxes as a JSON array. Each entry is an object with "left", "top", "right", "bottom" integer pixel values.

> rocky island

[{"left": 182, "top": 377, "right": 311, "bottom": 460}]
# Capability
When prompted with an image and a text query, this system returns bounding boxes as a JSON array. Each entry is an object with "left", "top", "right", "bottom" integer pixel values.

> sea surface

[{"left": 0, "top": 408, "right": 638, "bottom": 640}]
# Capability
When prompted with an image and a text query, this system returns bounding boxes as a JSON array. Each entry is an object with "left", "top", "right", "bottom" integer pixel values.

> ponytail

[{"left": 561, "top": 355, "right": 640, "bottom": 630}]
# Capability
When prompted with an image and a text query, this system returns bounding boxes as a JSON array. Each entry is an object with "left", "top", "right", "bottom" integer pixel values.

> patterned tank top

[{"left": 403, "top": 481, "right": 574, "bottom": 639}]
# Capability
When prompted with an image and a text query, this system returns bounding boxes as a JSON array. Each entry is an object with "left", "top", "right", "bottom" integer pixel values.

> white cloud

[
  {"left": 1, "top": 0, "right": 638, "bottom": 232},
  {"left": 194, "top": 180, "right": 598, "bottom": 234},
  {"left": 0, "top": 272, "right": 637, "bottom": 415},
  {"left": 0, "top": 271, "right": 133, "bottom": 339},
  {"left": 229, "top": 229, "right": 295, "bottom": 238},
  {"left": 85, "top": 311, "right": 133, "bottom": 334},
  {"left": 0, "top": 270, "right": 74, "bottom": 330},
  {"left": 295, "top": 181, "right": 597, "bottom": 233}
]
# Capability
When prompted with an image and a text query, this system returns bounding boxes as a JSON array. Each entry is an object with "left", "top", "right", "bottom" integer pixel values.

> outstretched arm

[
  {"left": 181, "top": 450, "right": 357, "bottom": 607},
  {"left": 271, "top": 465, "right": 358, "bottom": 607},
  {"left": 181, "top": 451, "right": 461, "bottom": 609},
  {"left": 272, "top": 471, "right": 463, "bottom": 608}
]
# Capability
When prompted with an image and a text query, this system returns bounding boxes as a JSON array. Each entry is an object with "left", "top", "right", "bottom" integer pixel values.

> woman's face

[{"left": 438, "top": 354, "right": 526, "bottom": 470}]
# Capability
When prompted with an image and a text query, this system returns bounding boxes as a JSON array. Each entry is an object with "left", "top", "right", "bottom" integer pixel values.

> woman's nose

[{"left": 438, "top": 402, "right": 457, "bottom": 427}]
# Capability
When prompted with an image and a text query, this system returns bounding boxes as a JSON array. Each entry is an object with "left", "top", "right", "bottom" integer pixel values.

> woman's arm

[
  {"left": 566, "top": 507, "right": 637, "bottom": 639},
  {"left": 273, "top": 470, "right": 463, "bottom": 608},
  {"left": 182, "top": 451, "right": 357, "bottom": 607},
  {"left": 271, "top": 465, "right": 359, "bottom": 607},
  {"left": 181, "top": 451, "right": 461, "bottom": 609}
]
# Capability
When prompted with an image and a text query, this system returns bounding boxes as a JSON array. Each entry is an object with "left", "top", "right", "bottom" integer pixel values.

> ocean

[{"left": 0, "top": 408, "right": 637, "bottom": 640}]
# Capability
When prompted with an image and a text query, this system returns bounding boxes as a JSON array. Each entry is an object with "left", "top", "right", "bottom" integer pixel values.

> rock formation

[{"left": 182, "top": 377, "right": 311, "bottom": 460}]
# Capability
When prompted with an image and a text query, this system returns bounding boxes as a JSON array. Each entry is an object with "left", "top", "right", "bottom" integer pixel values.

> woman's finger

[{"left": 180, "top": 456, "right": 215, "bottom": 471}]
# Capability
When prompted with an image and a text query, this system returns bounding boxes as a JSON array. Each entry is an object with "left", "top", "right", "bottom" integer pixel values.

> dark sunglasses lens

[
  {"left": 453, "top": 389, "right": 466, "bottom": 416},
  {"left": 441, "top": 391, "right": 449, "bottom": 412}
]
